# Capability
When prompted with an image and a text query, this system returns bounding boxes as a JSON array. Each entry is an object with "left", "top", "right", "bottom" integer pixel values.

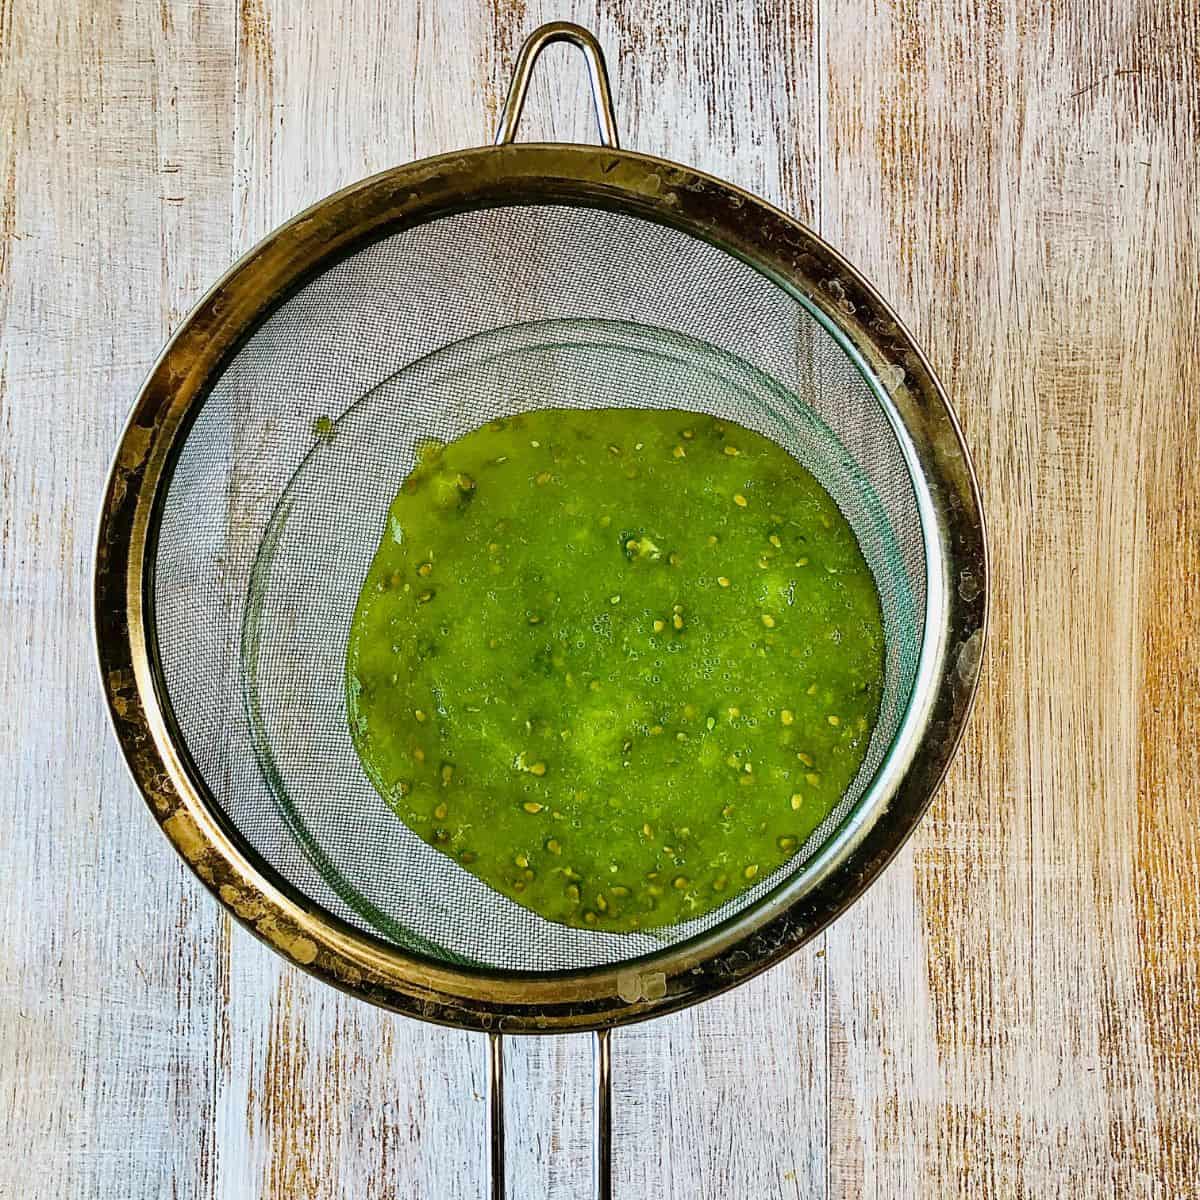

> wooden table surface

[{"left": 2, "top": 1, "right": 1197, "bottom": 1196}]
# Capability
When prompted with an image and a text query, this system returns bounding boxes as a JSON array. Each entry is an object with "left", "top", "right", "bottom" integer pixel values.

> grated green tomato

[{"left": 346, "top": 409, "right": 885, "bottom": 933}]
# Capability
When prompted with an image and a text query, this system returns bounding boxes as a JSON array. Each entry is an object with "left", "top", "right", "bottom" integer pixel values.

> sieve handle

[
  {"left": 493, "top": 22, "right": 620, "bottom": 149},
  {"left": 483, "top": 1029, "right": 614, "bottom": 1198},
  {"left": 486, "top": 1032, "right": 505, "bottom": 1199},
  {"left": 592, "top": 1029, "right": 614, "bottom": 1199}
]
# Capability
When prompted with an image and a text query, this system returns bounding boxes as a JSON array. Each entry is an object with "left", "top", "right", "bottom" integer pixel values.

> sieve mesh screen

[{"left": 153, "top": 204, "right": 925, "bottom": 971}]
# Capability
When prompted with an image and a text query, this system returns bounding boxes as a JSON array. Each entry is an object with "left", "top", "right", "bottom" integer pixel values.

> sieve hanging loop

[{"left": 494, "top": 21, "right": 620, "bottom": 149}]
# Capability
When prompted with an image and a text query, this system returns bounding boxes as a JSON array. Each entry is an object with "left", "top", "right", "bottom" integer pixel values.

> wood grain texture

[
  {"left": 0, "top": 1, "right": 235, "bottom": 1197},
  {"left": 821, "top": 2, "right": 1200, "bottom": 1196},
  {"left": 1, "top": 1, "right": 1197, "bottom": 1197}
]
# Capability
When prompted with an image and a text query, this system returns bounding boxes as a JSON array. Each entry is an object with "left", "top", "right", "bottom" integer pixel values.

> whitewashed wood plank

[
  {"left": 821, "top": 1, "right": 1198, "bottom": 1195},
  {"left": 616, "top": 954, "right": 829, "bottom": 1199},
  {"left": 216, "top": 933, "right": 489, "bottom": 1199},
  {"left": 0, "top": 1, "right": 236, "bottom": 1197}
]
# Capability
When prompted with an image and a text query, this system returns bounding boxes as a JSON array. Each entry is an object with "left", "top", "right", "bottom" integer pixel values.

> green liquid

[{"left": 346, "top": 409, "right": 884, "bottom": 933}]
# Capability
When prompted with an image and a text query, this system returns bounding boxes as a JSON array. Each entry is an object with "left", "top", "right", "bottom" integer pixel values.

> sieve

[{"left": 95, "top": 22, "right": 987, "bottom": 1196}]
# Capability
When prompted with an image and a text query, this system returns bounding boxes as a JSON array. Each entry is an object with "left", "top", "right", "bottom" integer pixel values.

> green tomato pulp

[{"left": 346, "top": 409, "right": 885, "bottom": 934}]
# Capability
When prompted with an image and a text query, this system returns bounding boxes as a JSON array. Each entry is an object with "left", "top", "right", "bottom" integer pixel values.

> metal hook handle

[
  {"left": 484, "top": 1030, "right": 614, "bottom": 1198},
  {"left": 592, "top": 1029, "right": 613, "bottom": 1200},
  {"left": 486, "top": 1033, "right": 505, "bottom": 1199},
  {"left": 494, "top": 22, "right": 620, "bottom": 149}
]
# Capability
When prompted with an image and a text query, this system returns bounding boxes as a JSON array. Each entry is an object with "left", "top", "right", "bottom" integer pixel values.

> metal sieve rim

[{"left": 94, "top": 140, "right": 987, "bottom": 1033}]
